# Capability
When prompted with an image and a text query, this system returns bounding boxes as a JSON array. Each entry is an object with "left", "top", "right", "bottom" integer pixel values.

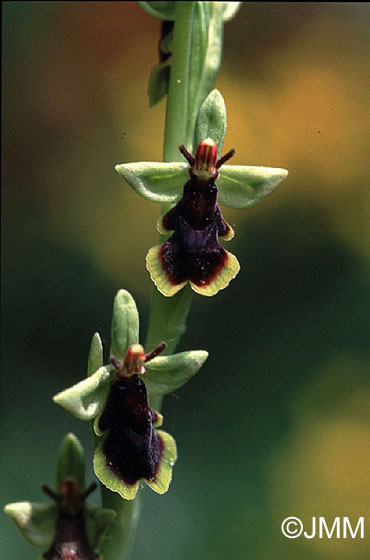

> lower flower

[
  {"left": 42, "top": 480, "right": 98, "bottom": 560},
  {"left": 53, "top": 291, "right": 207, "bottom": 500},
  {"left": 93, "top": 349, "right": 177, "bottom": 501},
  {"left": 4, "top": 434, "right": 115, "bottom": 560}
]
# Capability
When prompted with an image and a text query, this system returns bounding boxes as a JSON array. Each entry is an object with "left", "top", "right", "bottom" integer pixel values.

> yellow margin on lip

[
  {"left": 93, "top": 428, "right": 177, "bottom": 499},
  {"left": 93, "top": 437, "right": 139, "bottom": 501},
  {"left": 191, "top": 251, "right": 240, "bottom": 297},
  {"left": 219, "top": 222, "right": 235, "bottom": 241},
  {"left": 145, "top": 430, "right": 177, "bottom": 495},
  {"left": 152, "top": 410, "right": 163, "bottom": 428},
  {"left": 156, "top": 215, "right": 174, "bottom": 235},
  {"left": 146, "top": 245, "right": 187, "bottom": 297}
]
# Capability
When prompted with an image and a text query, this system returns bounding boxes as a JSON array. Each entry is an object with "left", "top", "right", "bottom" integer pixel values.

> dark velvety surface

[
  {"left": 160, "top": 178, "right": 231, "bottom": 286},
  {"left": 99, "top": 375, "right": 163, "bottom": 486},
  {"left": 43, "top": 511, "right": 97, "bottom": 560}
]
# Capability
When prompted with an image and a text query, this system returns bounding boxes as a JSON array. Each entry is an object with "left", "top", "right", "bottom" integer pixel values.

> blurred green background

[{"left": 2, "top": 2, "right": 370, "bottom": 559}]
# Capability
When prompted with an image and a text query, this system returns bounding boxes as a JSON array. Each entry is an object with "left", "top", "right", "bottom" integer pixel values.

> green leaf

[
  {"left": 138, "top": 1, "right": 176, "bottom": 20},
  {"left": 144, "top": 350, "right": 208, "bottom": 397},
  {"left": 4, "top": 502, "right": 55, "bottom": 549},
  {"left": 222, "top": 1, "right": 242, "bottom": 21},
  {"left": 194, "top": 89, "right": 227, "bottom": 154},
  {"left": 148, "top": 60, "right": 171, "bottom": 107},
  {"left": 217, "top": 165, "right": 289, "bottom": 208},
  {"left": 88, "top": 332, "right": 104, "bottom": 377},
  {"left": 55, "top": 433, "right": 85, "bottom": 491},
  {"left": 85, "top": 505, "right": 116, "bottom": 548},
  {"left": 110, "top": 289, "right": 140, "bottom": 361},
  {"left": 115, "top": 162, "right": 188, "bottom": 203},
  {"left": 53, "top": 366, "right": 112, "bottom": 421}
]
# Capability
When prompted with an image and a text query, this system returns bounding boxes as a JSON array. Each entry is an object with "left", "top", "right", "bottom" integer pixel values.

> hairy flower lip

[
  {"left": 94, "top": 341, "right": 174, "bottom": 495},
  {"left": 96, "top": 373, "right": 165, "bottom": 488}
]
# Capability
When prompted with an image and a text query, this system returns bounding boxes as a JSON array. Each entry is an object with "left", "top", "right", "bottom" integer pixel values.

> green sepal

[
  {"left": 222, "top": 1, "right": 242, "bottom": 21},
  {"left": 93, "top": 413, "right": 105, "bottom": 437},
  {"left": 138, "top": 1, "right": 176, "bottom": 20},
  {"left": 116, "top": 160, "right": 288, "bottom": 209},
  {"left": 4, "top": 502, "right": 56, "bottom": 549},
  {"left": 194, "top": 89, "right": 227, "bottom": 154},
  {"left": 85, "top": 505, "right": 116, "bottom": 549},
  {"left": 217, "top": 165, "right": 289, "bottom": 208},
  {"left": 144, "top": 350, "right": 208, "bottom": 398},
  {"left": 53, "top": 366, "right": 112, "bottom": 421},
  {"left": 148, "top": 59, "right": 171, "bottom": 107},
  {"left": 115, "top": 162, "right": 188, "bottom": 204},
  {"left": 55, "top": 433, "right": 85, "bottom": 491},
  {"left": 110, "top": 289, "right": 139, "bottom": 361},
  {"left": 88, "top": 332, "right": 104, "bottom": 377}
]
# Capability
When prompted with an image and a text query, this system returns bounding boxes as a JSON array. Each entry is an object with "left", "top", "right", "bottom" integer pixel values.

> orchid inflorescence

[{"left": 4, "top": 3, "right": 289, "bottom": 559}]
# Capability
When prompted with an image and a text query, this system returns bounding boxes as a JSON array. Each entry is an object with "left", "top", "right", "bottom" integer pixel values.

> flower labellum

[
  {"left": 42, "top": 479, "right": 98, "bottom": 560},
  {"left": 147, "top": 138, "right": 240, "bottom": 297},
  {"left": 94, "top": 342, "right": 177, "bottom": 500}
]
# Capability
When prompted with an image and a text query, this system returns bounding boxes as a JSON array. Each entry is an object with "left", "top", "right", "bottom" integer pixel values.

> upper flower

[
  {"left": 115, "top": 89, "right": 289, "bottom": 297},
  {"left": 147, "top": 138, "right": 240, "bottom": 296},
  {"left": 53, "top": 290, "right": 208, "bottom": 500}
]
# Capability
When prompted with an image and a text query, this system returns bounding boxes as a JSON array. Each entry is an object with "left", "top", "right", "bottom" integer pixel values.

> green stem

[
  {"left": 146, "top": 284, "right": 193, "bottom": 355},
  {"left": 101, "top": 4, "right": 197, "bottom": 560},
  {"left": 163, "top": 1, "right": 195, "bottom": 159},
  {"left": 100, "top": 486, "right": 142, "bottom": 560},
  {"left": 146, "top": 1, "right": 196, "bottom": 358}
]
